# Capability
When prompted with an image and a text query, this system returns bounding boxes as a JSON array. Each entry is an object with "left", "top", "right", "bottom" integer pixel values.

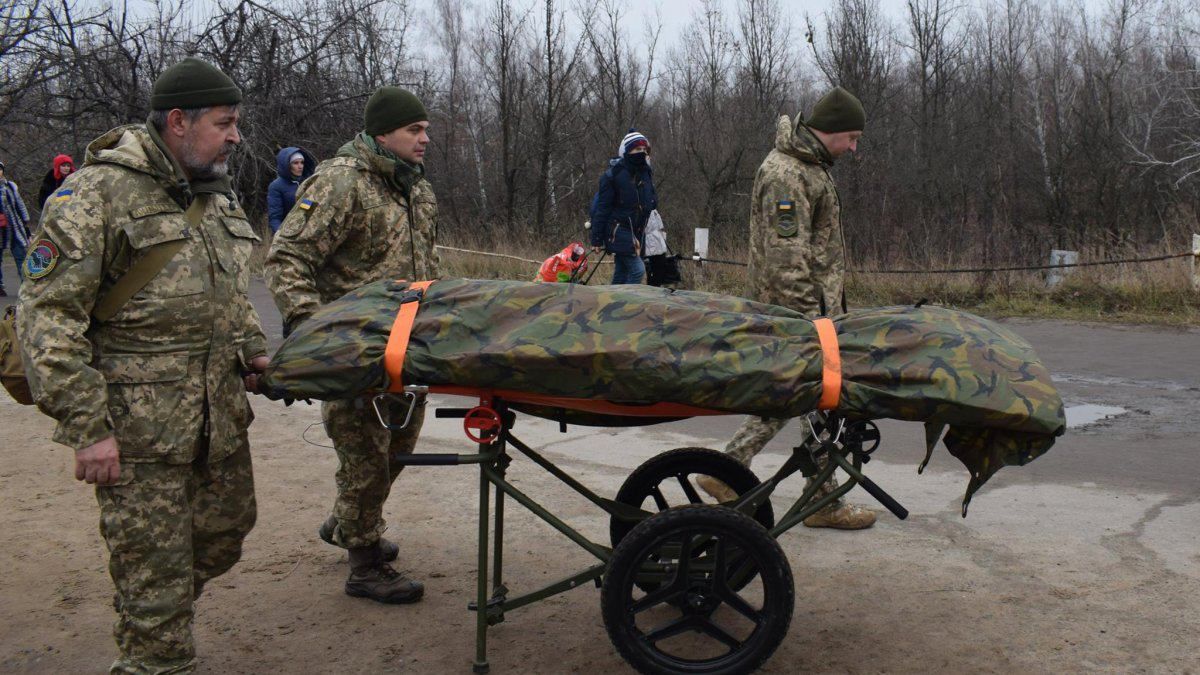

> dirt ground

[{"left": 1, "top": 278, "right": 1198, "bottom": 674}]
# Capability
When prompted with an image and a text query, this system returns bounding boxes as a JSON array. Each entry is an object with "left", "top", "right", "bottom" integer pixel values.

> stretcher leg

[{"left": 474, "top": 465, "right": 491, "bottom": 674}]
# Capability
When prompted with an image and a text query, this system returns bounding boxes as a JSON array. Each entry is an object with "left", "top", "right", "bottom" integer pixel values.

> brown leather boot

[
  {"left": 695, "top": 475, "right": 738, "bottom": 503},
  {"left": 319, "top": 515, "right": 399, "bottom": 562},
  {"left": 803, "top": 502, "right": 878, "bottom": 529},
  {"left": 802, "top": 469, "right": 877, "bottom": 530},
  {"left": 345, "top": 545, "right": 424, "bottom": 604}
]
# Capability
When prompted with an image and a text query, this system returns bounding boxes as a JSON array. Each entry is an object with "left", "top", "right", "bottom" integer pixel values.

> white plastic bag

[{"left": 643, "top": 209, "right": 668, "bottom": 256}]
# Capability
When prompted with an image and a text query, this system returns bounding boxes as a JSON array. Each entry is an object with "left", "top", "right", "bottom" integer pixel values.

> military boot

[
  {"left": 318, "top": 515, "right": 399, "bottom": 562},
  {"left": 696, "top": 475, "right": 738, "bottom": 503},
  {"left": 802, "top": 470, "right": 877, "bottom": 530},
  {"left": 345, "top": 545, "right": 424, "bottom": 604}
]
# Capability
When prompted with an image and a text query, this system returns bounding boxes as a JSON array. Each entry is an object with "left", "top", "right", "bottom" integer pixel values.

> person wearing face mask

[
  {"left": 266, "top": 146, "right": 316, "bottom": 233},
  {"left": 589, "top": 129, "right": 659, "bottom": 284}
]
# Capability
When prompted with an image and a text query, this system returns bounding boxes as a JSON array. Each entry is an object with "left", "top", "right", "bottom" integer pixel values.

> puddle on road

[{"left": 1065, "top": 404, "right": 1129, "bottom": 428}]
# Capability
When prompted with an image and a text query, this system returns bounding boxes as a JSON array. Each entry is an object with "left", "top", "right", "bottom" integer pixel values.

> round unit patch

[{"left": 25, "top": 239, "right": 61, "bottom": 279}]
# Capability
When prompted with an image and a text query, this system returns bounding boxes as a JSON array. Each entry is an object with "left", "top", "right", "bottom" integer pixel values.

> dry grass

[{"left": 250, "top": 237, "right": 1199, "bottom": 327}]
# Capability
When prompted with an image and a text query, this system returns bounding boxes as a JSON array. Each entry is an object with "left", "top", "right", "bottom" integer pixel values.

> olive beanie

[
  {"left": 805, "top": 87, "right": 866, "bottom": 133},
  {"left": 150, "top": 57, "right": 242, "bottom": 110},
  {"left": 364, "top": 87, "right": 428, "bottom": 136}
]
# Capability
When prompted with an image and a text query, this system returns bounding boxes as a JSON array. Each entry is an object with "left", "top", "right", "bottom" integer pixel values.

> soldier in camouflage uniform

[
  {"left": 698, "top": 87, "right": 877, "bottom": 530},
  {"left": 264, "top": 87, "right": 439, "bottom": 604},
  {"left": 17, "top": 58, "right": 267, "bottom": 673}
]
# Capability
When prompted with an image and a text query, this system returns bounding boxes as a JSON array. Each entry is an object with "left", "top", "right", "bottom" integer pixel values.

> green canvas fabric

[{"left": 260, "top": 278, "right": 1065, "bottom": 506}]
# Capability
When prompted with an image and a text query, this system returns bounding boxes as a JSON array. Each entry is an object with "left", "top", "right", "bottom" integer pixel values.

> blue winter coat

[
  {"left": 267, "top": 146, "right": 316, "bottom": 233},
  {"left": 589, "top": 157, "right": 658, "bottom": 255}
]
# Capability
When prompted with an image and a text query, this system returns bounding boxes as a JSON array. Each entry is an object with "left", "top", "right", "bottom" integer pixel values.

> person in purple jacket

[{"left": 266, "top": 146, "right": 316, "bottom": 233}]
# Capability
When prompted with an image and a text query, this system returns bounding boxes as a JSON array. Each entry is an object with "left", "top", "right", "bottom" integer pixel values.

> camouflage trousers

[
  {"left": 96, "top": 445, "right": 256, "bottom": 675},
  {"left": 321, "top": 394, "right": 426, "bottom": 549},
  {"left": 723, "top": 415, "right": 844, "bottom": 503}
]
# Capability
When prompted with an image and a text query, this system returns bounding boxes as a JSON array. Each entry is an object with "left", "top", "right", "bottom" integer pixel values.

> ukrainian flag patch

[
  {"left": 53, "top": 188, "right": 73, "bottom": 202},
  {"left": 298, "top": 198, "right": 315, "bottom": 210}
]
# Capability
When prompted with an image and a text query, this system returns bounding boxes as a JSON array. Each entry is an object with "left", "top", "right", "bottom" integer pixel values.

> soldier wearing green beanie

[
  {"left": 699, "top": 87, "right": 878, "bottom": 531},
  {"left": 17, "top": 55, "right": 265, "bottom": 673},
  {"left": 265, "top": 85, "right": 439, "bottom": 605},
  {"left": 804, "top": 86, "right": 866, "bottom": 134}
]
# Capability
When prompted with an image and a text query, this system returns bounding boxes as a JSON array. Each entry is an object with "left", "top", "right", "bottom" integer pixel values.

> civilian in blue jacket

[
  {"left": 267, "top": 146, "right": 316, "bottom": 233},
  {"left": 589, "top": 129, "right": 658, "bottom": 284}
]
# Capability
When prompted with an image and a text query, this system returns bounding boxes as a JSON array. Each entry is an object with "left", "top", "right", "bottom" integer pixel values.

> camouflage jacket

[
  {"left": 264, "top": 134, "right": 440, "bottom": 332},
  {"left": 746, "top": 116, "right": 845, "bottom": 316},
  {"left": 16, "top": 124, "right": 267, "bottom": 462}
]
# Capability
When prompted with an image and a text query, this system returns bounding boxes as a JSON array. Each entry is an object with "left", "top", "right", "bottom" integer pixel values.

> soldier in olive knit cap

[
  {"left": 265, "top": 85, "right": 439, "bottom": 605},
  {"left": 699, "top": 87, "right": 878, "bottom": 531},
  {"left": 18, "top": 55, "right": 265, "bottom": 673},
  {"left": 147, "top": 56, "right": 245, "bottom": 184}
]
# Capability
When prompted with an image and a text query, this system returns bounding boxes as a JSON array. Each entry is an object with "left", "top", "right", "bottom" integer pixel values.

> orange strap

[
  {"left": 813, "top": 317, "right": 842, "bottom": 410},
  {"left": 384, "top": 281, "right": 435, "bottom": 392}
]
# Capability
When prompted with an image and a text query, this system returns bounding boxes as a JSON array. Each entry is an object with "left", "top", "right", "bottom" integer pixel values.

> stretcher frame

[{"left": 378, "top": 384, "right": 909, "bottom": 674}]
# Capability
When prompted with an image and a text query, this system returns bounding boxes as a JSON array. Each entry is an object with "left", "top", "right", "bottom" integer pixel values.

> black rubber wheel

[
  {"left": 610, "top": 447, "right": 774, "bottom": 548},
  {"left": 601, "top": 505, "right": 794, "bottom": 675}
]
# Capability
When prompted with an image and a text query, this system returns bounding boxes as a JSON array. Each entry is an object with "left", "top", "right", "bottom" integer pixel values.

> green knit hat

[
  {"left": 805, "top": 87, "right": 866, "bottom": 133},
  {"left": 364, "top": 87, "right": 428, "bottom": 136},
  {"left": 150, "top": 57, "right": 242, "bottom": 110}
]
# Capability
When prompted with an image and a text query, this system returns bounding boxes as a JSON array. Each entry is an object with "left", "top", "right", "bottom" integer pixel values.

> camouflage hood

[
  {"left": 774, "top": 115, "right": 832, "bottom": 166},
  {"left": 336, "top": 132, "right": 424, "bottom": 196},
  {"left": 84, "top": 123, "right": 233, "bottom": 200},
  {"left": 261, "top": 278, "right": 1066, "bottom": 511},
  {"left": 85, "top": 124, "right": 179, "bottom": 188}
]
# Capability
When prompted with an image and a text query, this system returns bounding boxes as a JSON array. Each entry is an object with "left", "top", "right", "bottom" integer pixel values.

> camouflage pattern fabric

[
  {"left": 261, "top": 279, "right": 1065, "bottom": 506},
  {"left": 724, "top": 416, "right": 850, "bottom": 509},
  {"left": 747, "top": 116, "right": 844, "bottom": 316},
  {"left": 264, "top": 133, "right": 440, "bottom": 333},
  {"left": 99, "top": 447, "right": 255, "bottom": 674},
  {"left": 264, "top": 133, "right": 441, "bottom": 549},
  {"left": 321, "top": 396, "right": 425, "bottom": 548},
  {"left": 15, "top": 124, "right": 265, "bottom": 672},
  {"left": 17, "top": 125, "right": 266, "bottom": 458}
]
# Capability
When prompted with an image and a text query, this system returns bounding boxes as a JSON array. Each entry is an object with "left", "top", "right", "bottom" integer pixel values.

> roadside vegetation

[{"left": 431, "top": 240, "right": 1200, "bottom": 327}]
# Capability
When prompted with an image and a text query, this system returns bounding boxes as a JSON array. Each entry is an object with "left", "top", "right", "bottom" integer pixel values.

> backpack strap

[{"left": 93, "top": 194, "right": 207, "bottom": 322}]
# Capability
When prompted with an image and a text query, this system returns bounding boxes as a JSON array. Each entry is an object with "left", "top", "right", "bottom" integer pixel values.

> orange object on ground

[
  {"left": 813, "top": 317, "right": 841, "bottom": 410},
  {"left": 537, "top": 243, "right": 589, "bottom": 283},
  {"left": 385, "top": 280, "right": 435, "bottom": 392}
]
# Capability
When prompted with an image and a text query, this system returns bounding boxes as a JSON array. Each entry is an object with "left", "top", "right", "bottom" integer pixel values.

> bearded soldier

[
  {"left": 18, "top": 58, "right": 267, "bottom": 672},
  {"left": 264, "top": 87, "right": 439, "bottom": 604},
  {"left": 699, "top": 87, "right": 877, "bottom": 530}
]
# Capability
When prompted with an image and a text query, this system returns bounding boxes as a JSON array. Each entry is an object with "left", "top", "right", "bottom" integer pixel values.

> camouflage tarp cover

[{"left": 261, "top": 278, "right": 1065, "bottom": 505}]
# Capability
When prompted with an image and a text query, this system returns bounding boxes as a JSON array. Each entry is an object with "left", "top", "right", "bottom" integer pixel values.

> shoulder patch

[
  {"left": 24, "top": 239, "right": 61, "bottom": 279},
  {"left": 53, "top": 188, "right": 73, "bottom": 202},
  {"left": 775, "top": 199, "right": 798, "bottom": 237},
  {"left": 298, "top": 198, "right": 316, "bottom": 211}
]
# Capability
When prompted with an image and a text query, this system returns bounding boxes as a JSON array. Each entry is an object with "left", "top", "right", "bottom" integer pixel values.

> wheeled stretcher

[
  {"left": 376, "top": 384, "right": 900, "bottom": 674},
  {"left": 261, "top": 278, "right": 1066, "bottom": 674}
]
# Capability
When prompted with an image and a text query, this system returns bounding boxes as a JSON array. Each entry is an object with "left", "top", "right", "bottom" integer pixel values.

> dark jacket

[
  {"left": 589, "top": 157, "right": 658, "bottom": 256},
  {"left": 37, "top": 154, "right": 75, "bottom": 208},
  {"left": 266, "top": 146, "right": 316, "bottom": 232}
]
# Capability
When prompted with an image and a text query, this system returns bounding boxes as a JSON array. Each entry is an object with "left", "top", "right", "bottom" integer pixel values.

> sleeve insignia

[
  {"left": 53, "top": 188, "right": 73, "bottom": 202},
  {"left": 24, "top": 239, "right": 61, "bottom": 279},
  {"left": 298, "top": 198, "right": 316, "bottom": 210},
  {"left": 775, "top": 199, "right": 798, "bottom": 237}
]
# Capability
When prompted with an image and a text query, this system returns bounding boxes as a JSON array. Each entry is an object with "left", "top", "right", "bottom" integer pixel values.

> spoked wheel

[
  {"left": 610, "top": 447, "right": 774, "bottom": 548},
  {"left": 601, "top": 505, "right": 794, "bottom": 675}
]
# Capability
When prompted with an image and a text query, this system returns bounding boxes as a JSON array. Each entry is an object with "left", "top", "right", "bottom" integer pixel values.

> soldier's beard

[{"left": 180, "top": 141, "right": 237, "bottom": 181}]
